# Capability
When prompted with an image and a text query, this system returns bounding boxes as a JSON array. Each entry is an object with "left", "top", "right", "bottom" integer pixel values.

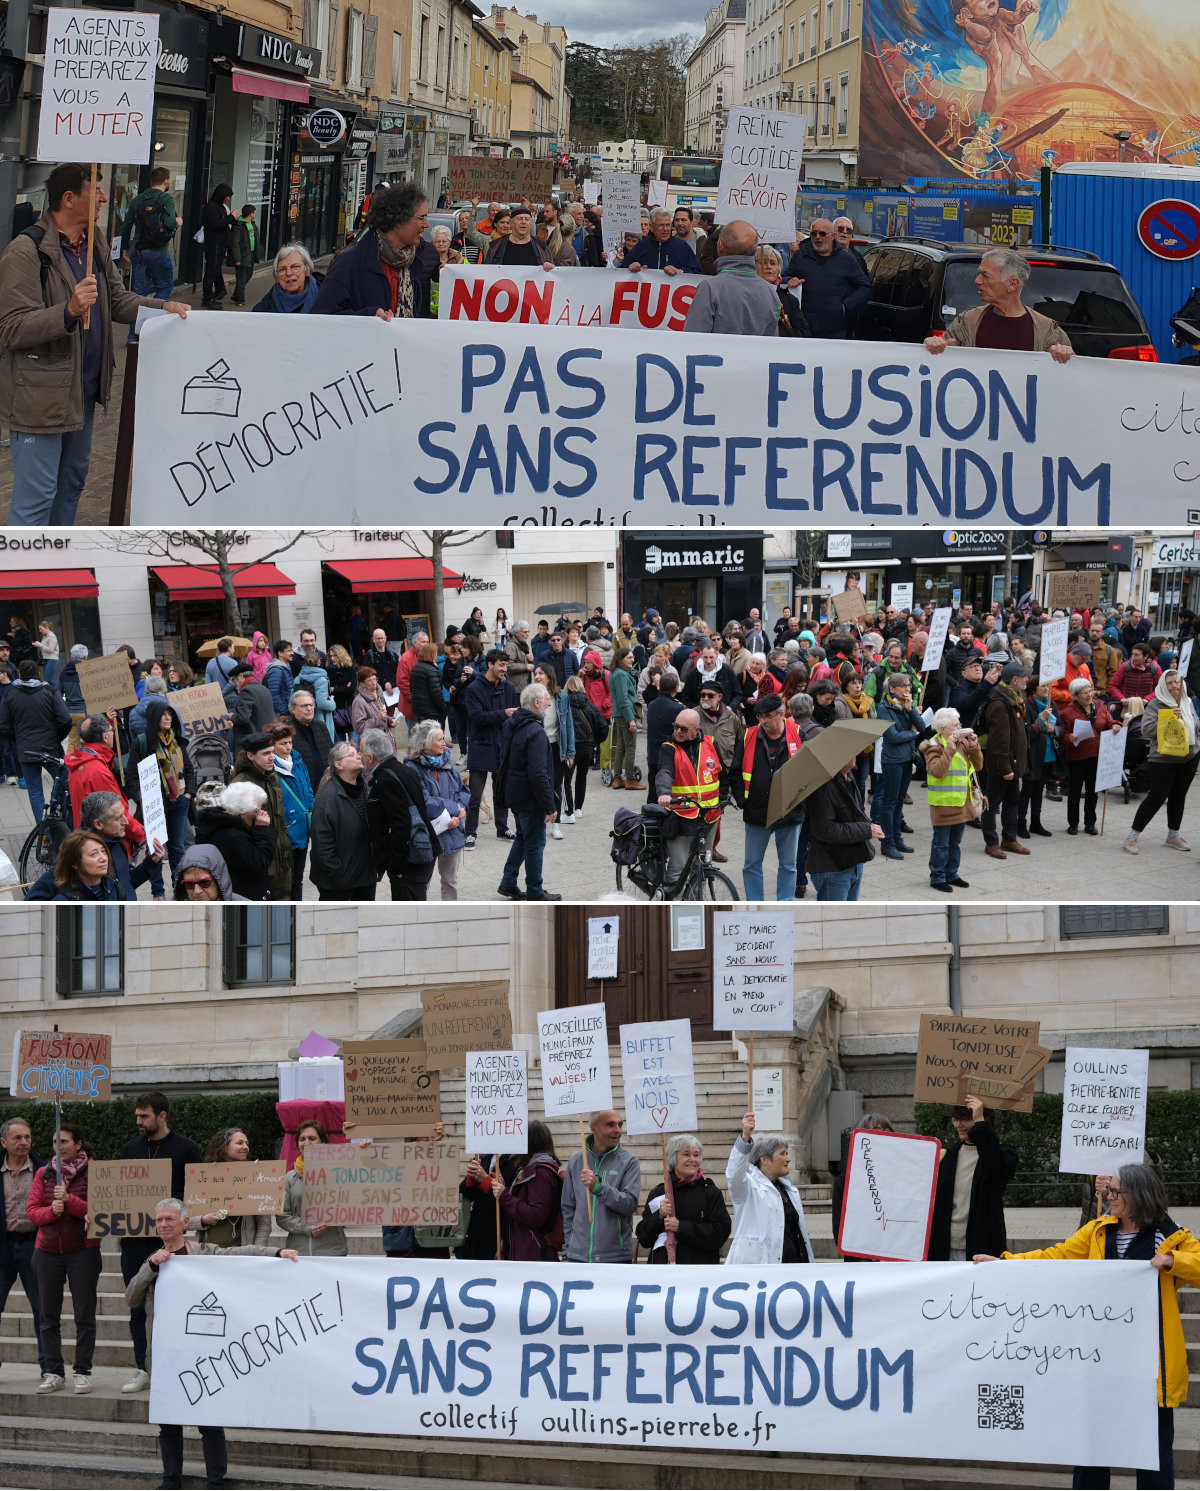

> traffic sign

[{"left": 1137, "top": 198, "right": 1200, "bottom": 261}]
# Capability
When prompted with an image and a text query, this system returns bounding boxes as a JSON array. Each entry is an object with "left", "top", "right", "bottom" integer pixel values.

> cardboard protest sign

[
  {"left": 1059, "top": 1047, "right": 1149, "bottom": 1175},
  {"left": 169, "top": 681, "right": 233, "bottom": 740},
  {"left": 86, "top": 1158, "right": 171, "bottom": 1239},
  {"left": 1180, "top": 637, "right": 1195, "bottom": 680},
  {"left": 583, "top": 178, "right": 600, "bottom": 204},
  {"left": 300, "top": 1140, "right": 459, "bottom": 1227},
  {"left": 38, "top": 9, "right": 159, "bottom": 164},
  {"left": 1039, "top": 618, "right": 1070, "bottom": 685},
  {"left": 342, "top": 1041, "right": 440, "bottom": 1137},
  {"left": 447, "top": 155, "right": 554, "bottom": 201},
  {"left": 831, "top": 588, "right": 869, "bottom": 625},
  {"left": 536, "top": 1003, "right": 612, "bottom": 1116},
  {"left": 716, "top": 106, "right": 806, "bottom": 241},
  {"left": 712, "top": 911, "right": 794, "bottom": 1032},
  {"left": 752, "top": 1065, "right": 784, "bottom": 1129},
  {"left": 647, "top": 180, "right": 668, "bottom": 207},
  {"left": 440, "top": 266, "right": 697, "bottom": 332},
  {"left": 137, "top": 754, "right": 167, "bottom": 852},
  {"left": 1046, "top": 570, "right": 1102, "bottom": 613},
  {"left": 76, "top": 651, "right": 138, "bottom": 715},
  {"left": 587, "top": 916, "right": 619, "bottom": 979},
  {"left": 619, "top": 1019, "right": 697, "bottom": 1135},
  {"left": 838, "top": 1129, "right": 941, "bottom": 1262},
  {"left": 464, "top": 1050, "right": 528, "bottom": 1151},
  {"left": 420, "top": 982, "right": 512, "bottom": 1070},
  {"left": 923, "top": 607, "right": 953, "bottom": 672},
  {"left": 1094, "top": 723, "right": 1129, "bottom": 794},
  {"left": 913, "top": 1013, "right": 1041, "bottom": 1107},
  {"left": 601, "top": 172, "right": 642, "bottom": 237},
  {"left": 184, "top": 1162, "right": 287, "bottom": 1217},
  {"left": 10, "top": 1029, "right": 112, "bottom": 1101}
]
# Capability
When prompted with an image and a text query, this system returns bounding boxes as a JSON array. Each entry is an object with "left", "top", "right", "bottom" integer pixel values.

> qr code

[{"left": 978, "top": 1383, "right": 1024, "bottom": 1430}]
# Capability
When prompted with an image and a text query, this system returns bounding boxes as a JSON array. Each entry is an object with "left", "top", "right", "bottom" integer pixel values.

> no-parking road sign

[{"left": 1137, "top": 197, "right": 1200, "bottom": 260}]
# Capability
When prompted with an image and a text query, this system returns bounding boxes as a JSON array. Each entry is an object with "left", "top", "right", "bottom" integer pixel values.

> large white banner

[
  {"left": 148, "top": 1257, "right": 1160, "bottom": 1468},
  {"left": 130, "top": 315, "right": 1200, "bottom": 525},
  {"left": 1059, "top": 1047, "right": 1149, "bottom": 1176},
  {"left": 38, "top": 9, "right": 159, "bottom": 164},
  {"left": 712, "top": 911, "right": 794, "bottom": 1032},
  {"left": 439, "top": 265, "right": 696, "bottom": 331},
  {"left": 716, "top": 107, "right": 806, "bottom": 242}
]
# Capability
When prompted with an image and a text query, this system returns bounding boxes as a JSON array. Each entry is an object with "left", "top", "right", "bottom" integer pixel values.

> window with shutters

[
  {"left": 418, "top": 14, "right": 427, "bottom": 79},
  {"left": 55, "top": 907, "right": 124, "bottom": 997},
  {"left": 392, "top": 31, "right": 403, "bottom": 96},
  {"left": 223, "top": 907, "right": 295, "bottom": 987},
  {"left": 362, "top": 15, "right": 378, "bottom": 92},
  {"left": 436, "top": 25, "right": 445, "bottom": 87},
  {"left": 324, "top": 0, "right": 339, "bottom": 80},
  {"left": 302, "top": 0, "right": 320, "bottom": 49},
  {"left": 1060, "top": 907, "right": 1169, "bottom": 939},
  {"left": 347, "top": 9, "right": 364, "bottom": 90}
]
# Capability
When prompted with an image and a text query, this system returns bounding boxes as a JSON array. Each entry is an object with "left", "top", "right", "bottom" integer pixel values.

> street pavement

[{"left": 1, "top": 744, "right": 1194, "bottom": 903}]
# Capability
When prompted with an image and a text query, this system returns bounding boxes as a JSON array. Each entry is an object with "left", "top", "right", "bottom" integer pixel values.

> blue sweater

[{"left": 624, "top": 235, "right": 700, "bottom": 274}]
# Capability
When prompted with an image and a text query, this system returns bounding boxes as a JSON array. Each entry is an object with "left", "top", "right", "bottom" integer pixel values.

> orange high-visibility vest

[
  {"left": 741, "top": 719, "right": 801, "bottom": 792},
  {"left": 671, "top": 737, "right": 723, "bottom": 822}
]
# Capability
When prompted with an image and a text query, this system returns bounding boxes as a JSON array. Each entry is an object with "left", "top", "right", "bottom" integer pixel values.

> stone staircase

[{"left": 0, "top": 1242, "right": 1195, "bottom": 1489}]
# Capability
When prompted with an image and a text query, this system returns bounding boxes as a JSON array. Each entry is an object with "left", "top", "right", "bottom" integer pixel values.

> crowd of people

[{"left": 1, "top": 1091, "right": 1189, "bottom": 1485}]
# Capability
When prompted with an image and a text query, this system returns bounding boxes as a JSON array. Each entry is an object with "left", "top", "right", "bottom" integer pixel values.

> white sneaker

[
  {"left": 1166, "top": 834, "right": 1192, "bottom": 851},
  {"left": 1123, "top": 836, "right": 1139, "bottom": 855},
  {"left": 121, "top": 1368, "right": 150, "bottom": 1394},
  {"left": 573, "top": 806, "right": 583, "bottom": 819},
  {"left": 36, "top": 1373, "right": 65, "bottom": 1394},
  {"left": 559, "top": 812, "right": 575, "bottom": 825},
  {"left": 550, "top": 824, "right": 563, "bottom": 839},
  {"left": 73, "top": 1373, "right": 92, "bottom": 1395}
]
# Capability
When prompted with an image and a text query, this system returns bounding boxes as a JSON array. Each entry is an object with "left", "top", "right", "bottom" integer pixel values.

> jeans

[
  {"left": 120, "top": 1238, "right": 157, "bottom": 1370},
  {"left": 811, "top": 863, "right": 864, "bottom": 901},
  {"left": 164, "top": 794, "right": 191, "bottom": 875},
  {"left": 500, "top": 809, "right": 547, "bottom": 895},
  {"left": 1132, "top": 754, "right": 1200, "bottom": 834},
  {"left": 743, "top": 820, "right": 801, "bottom": 901},
  {"left": 0, "top": 1234, "right": 44, "bottom": 1371},
  {"left": 232, "top": 262, "right": 252, "bottom": 304},
  {"left": 127, "top": 248, "right": 174, "bottom": 340},
  {"left": 981, "top": 770, "right": 1020, "bottom": 846},
  {"left": 611, "top": 717, "right": 636, "bottom": 779},
  {"left": 8, "top": 398, "right": 97, "bottom": 526},
  {"left": 1073, "top": 1406, "right": 1173, "bottom": 1489},
  {"left": 20, "top": 760, "right": 48, "bottom": 822},
  {"left": 42, "top": 661, "right": 57, "bottom": 686},
  {"left": 877, "top": 761, "right": 912, "bottom": 846},
  {"left": 929, "top": 822, "right": 965, "bottom": 885},
  {"left": 33, "top": 1245, "right": 101, "bottom": 1375},
  {"left": 159, "top": 1423, "right": 227, "bottom": 1488}
]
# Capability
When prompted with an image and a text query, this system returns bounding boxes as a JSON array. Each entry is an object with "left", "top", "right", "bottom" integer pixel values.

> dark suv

[{"left": 857, "top": 240, "right": 1157, "bottom": 362}]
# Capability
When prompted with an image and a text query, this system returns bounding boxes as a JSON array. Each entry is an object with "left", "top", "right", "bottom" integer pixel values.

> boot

[
  {"left": 612, "top": 778, "right": 625, "bottom": 789},
  {"left": 1030, "top": 819, "right": 1052, "bottom": 837},
  {"left": 1016, "top": 819, "right": 1030, "bottom": 840},
  {"left": 1001, "top": 838, "right": 1030, "bottom": 855}
]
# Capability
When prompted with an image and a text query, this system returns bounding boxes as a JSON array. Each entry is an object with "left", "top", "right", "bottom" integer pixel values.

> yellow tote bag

[{"left": 1157, "top": 708, "right": 1190, "bottom": 758}]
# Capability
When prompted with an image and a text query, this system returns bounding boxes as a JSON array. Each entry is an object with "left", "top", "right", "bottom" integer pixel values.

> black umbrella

[{"left": 535, "top": 601, "right": 588, "bottom": 615}]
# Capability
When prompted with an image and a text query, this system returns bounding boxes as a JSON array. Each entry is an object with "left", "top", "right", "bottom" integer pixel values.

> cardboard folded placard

[
  {"left": 913, "top": 1012, "right": 1042, "bottom": 1110},
  {"left": 86, "top": 1158, "right": 172, "bottom": 1239},
  {"left": 343, "top": 1040, "right": 441, "bottom": 1136},
  {"left": 832, "top": 589, "right": 869, "bottom": 624},
  {"left": 11, "top": 1028, "right": 112, "bottom": 1102},
  {"left": 419, "top": 982, "right": 512, "bottom": 1070},
  {"left": 300, "top": 1140, "right": 460, "bottom": 1227},
  {"left": 183, "top": 1161, "right": 287, "bottom": 1217},
  {"left": 76, "top": 652, "right": 138, "bottom": 716}
]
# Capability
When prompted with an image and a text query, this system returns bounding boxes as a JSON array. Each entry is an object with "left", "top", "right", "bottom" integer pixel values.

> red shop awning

[
  {"left": 324, "top": 559, "right": 464, "bottom": 592},
  {"left": 231, "top": 66, "right": 310, "bottom": 105},
  {"left": 0, "top": 567, "right": 98, "bottom": 600},
  {"left": 151, "top": 563, "right": 297, "bottom": 602}
]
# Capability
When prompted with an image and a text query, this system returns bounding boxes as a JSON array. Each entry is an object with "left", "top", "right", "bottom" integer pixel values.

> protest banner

[
  {"left": 536, "top": 1003, "right": 611, "bottom": 1117},
  {"left": 1059, "top": 1047, "right": 1149, "bottom": 1175},
  {"left": 647, "top": 180, "right": 668, "bottom": 207},
  {"left": 149, "top": 1255, "right": 1161, "bottom": 1470},
  {"left": 1046, "top": 570, "right": 1103, "bottom": 613},
  {"left": 184, "top": 1162, "right": 287, "bottom": 1218},
  {"left": 619, "top": 1019, "right": 697, "bottom": 1135},
  {"left": 447, "top": 155, "right": 554, "bottom": 201},
  {"left": 420, "top": 983, "right": 512, "bottom": 1070},
  {"left": 1094, "top": 723, "right": 1129, "bottom": 795},
  {"left": 86, "top": 1158, "right": 172, "bottom": 1239},
  {"left": 923, "top": 607, "right": 953, "bottom": 672},
  {"left": 137, "top": 753, "right": 167, "bottom": 852},
  {"left": 1180, "top": 637, "right": 1195, "bottom": 679},
  {"left": 837, "top": 1130, "right": 940, "bottom": 1262},
  {"left": 439, "top": 265, "right": 697, "bottom": 332},
  {"left": 913, "top": 1013, "right": 1041, "bottom": 1107},
  {"left": 132, "top": 314, "right": 1200, "bottom": 525},
  {"left": 752, "top": 1065, "right": 784, "bottom": 1128},
  {"left": 38, "top": 9, "right": 158, "bottom": 164},
  {"left": 587, "top": 916, "right": 619, "bottom": 980},
  {"left": 169, "top": 681, "right": 233, "bottom": 740},
  {"left": 716, "top": 106, "right": 806, "bottom": 241},
  {"left": 10, "top": 1029, "right": 112, "bottom": 1101},
  {"left": 342, "top": 1041, "right": 440, "bottom": 1137},
  {"left": 712, "top": 912, "right": 794, "bottom": 1032},
  {"left": 1039, "top": 618, "right": 1070, "bottom": 685},
  {"left": 831, "top": 589, "right": 869, "bottom": 626},
  {"left": 464, "top": 1049, "right": 528, "bottom": 1150},
  {"left": 600, "top": 172, "right": 642, "bottom": 237},
  {"left": 77, "top": 651, "right": 139, "bottom": 715},
  {"left": 300, "top": 1141, "right": 459, "bottom": 1227}
]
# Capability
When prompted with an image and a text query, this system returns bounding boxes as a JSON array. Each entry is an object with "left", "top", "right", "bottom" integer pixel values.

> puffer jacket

[
  {"left": 635, "top": 1172, "right": 731, "bottom": 1266},
  {"left": 0, "top": 678, "right": 73, "bottom": 757},
  {"left": 410, "top": 659, "right": 445, "bottom": 724},
  {"left": 412, "top": 755, "right": 471, "bottom": 854},
  {"left": 27, "top": 1158, "right": 98, "bottom": 1253},
  {"left": 724, "top": 1137, "right": 813, "bottom": 1266},
  {"left": 562, "top": 1143, "right": 641, "bottom": 1263},
  {"left": 277, "top": 1167, "right": 348, "bottom": 1256},
  {"left": 194, "top": 806, "right": 277, "bottom": 900}
]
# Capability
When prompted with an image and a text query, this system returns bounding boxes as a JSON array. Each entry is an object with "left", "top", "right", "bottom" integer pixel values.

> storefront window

[
  {"left": 151, "top": 105, "right": 194, "bottom": 271},
  {"left": 149, "top": 580, "right": 275, "bottom": 667},
  {"left": 1151, "top": 567, "right": 1196, "bottom": 634},
  {"left": 246, "top": 97, "right": 281, "bottom": 248},
  {"left": 294, "top": 154, "right": 339, "bottom": 257}
]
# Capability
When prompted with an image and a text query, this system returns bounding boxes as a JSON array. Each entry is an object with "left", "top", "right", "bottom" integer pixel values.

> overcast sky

[{"left": 543, "top": 0, "right": 706, "bottom": 48}]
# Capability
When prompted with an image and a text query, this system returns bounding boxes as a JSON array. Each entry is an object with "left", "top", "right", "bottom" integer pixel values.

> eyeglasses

[{"left": 183, "top": 876, "right": 216, "bottom": 890}]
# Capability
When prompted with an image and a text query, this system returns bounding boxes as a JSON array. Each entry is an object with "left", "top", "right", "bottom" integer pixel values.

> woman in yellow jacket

[{"left": 975, "top": 1162, "right": 1197, "bottom": 1489}]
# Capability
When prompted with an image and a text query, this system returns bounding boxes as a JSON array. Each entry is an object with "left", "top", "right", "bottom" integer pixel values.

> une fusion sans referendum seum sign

[
  {"left": 149, "top": 1257, "right": 1162, "bottom": 1468},
  {"left": 131, "top": 315, "right": 1200, "bottom": 526}
]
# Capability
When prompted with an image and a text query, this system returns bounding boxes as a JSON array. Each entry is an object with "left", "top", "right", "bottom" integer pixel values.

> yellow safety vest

[
  {"left": 926, "top": 738, "right": 971, "bottom": 808},
  {"left": 671, "top": 738, "right": 723, "bottom": 822}
]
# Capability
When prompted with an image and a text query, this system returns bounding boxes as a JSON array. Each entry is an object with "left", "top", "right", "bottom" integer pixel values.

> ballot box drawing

[
  {"left": 185, "top": 1292, "right": 226, "bottom": 1338},
  {"left": 182, "top": 360, "right": 242, "bottom": 418}
]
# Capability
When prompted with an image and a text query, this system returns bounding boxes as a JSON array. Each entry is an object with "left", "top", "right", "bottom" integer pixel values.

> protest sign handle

[
  {"left": 661, "top": 1134, "right": 676, "bottom": 1266},
  {"left": 493, "top": 1154, "right": 502, "bottom": 1261},
  {"left": 1100, "top": 791, "right": 1107, "bottom": 837},
  {"left": 83, "top": 162, "right": 97, "bottom": 331},
  {"left": 747, "top": 1032, "right": 754, "bottom": 1114},
  {"left": 579, "top": 1115, "right": 592, "bottom": 1223}
]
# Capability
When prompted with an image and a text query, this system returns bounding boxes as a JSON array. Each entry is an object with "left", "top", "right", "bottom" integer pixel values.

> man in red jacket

[
  {"left": 394, "top": 630, "right": 427, "bottom": 743},
  {"left": 65, "top": 715, "right": 148, "bottom": 852},
  {"left": 581, "top": 650, "right": 613, "bottom": 771}
]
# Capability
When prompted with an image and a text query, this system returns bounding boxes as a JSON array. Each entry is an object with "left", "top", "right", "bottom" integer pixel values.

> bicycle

[
  {"left": 613, "top": 795, "right": 739, "bottom": 903},
  {"left": 17, "top": 750, "right": 72, "bottom": 885}
]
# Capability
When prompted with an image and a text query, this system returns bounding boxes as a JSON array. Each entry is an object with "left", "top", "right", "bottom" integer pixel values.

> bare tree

[{"left": 393, "top": 529, "right": 479, "bottom": 644}]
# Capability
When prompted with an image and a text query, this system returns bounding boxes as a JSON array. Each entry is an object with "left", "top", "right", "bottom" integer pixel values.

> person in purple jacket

[{"left": 492, "top": 1122, "right": 564, "bottom": 1261}]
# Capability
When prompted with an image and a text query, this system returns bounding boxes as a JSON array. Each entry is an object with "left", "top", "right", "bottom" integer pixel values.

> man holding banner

[{"left": 0, "top": 163, "right": 189, "bottom": 525}]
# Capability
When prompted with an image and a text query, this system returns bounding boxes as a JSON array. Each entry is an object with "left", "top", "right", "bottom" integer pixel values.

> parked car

[{"left": 856, "top": 239, "right": 1158, "bottom": 361}]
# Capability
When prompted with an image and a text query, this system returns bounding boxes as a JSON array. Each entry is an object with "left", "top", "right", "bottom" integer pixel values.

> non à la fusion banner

[
  {"left": 149, "top": 1258, "right": 1159, "bottom": 1468},
  {"left": 439, "top": 266, "right": 698, "bottom": 332},
  {"left": 131, "top": 315, "right": 1200, "bottom": 526}
]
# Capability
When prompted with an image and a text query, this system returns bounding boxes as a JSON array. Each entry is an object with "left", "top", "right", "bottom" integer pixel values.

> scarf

[
  {"left": 844, "top": 690, "right": 873, "bottom": 720},
  {"left": 56, "top": 1151, "right": 88, "bottom": 1185},
  {"left": 376, "top": 231, "right": 416, "bottom": 317},
  {"left": 270, "top": 277, "right": 320, "bottom": 314},
  {"left": 294, "top": 1152, "right": 304, "bottom": 1178},
  {"left": 156, "top": 723, "right": 185, "bottom": 802},
  {"left": 1154, "top": 673, "right": 1197, "bottom": 745},
  {"left": 423, "top": 748, "right": 453, "bottom": 769}
]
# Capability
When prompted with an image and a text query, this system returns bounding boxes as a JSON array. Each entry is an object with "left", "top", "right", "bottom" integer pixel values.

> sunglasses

[{"left": 183, "top": 876, "right": 216, "bottom": 890}]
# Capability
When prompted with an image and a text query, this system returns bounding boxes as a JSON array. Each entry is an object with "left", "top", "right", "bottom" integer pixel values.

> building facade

[
  {"left": 781, "top": 0, "right": 861, "bottom": 185},
  {"left": 684, "top": 1, "right": 746, "bottom": 156},
  {"left": 469, "top": 19, "right": 516, "bottom": 154},
  {"left": 486, "top": 7, "right": 568, "bottom": 156},
  {"left": 404, "top": 0, "right": 481, "bottom": 204},
  {"left": 743, "top": 0, "right": 784, "bottom": 111}
]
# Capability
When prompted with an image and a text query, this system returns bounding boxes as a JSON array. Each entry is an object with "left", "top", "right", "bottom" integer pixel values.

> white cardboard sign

[
  {"left": 464, "top": 1049, "right": 528, "bottom": 1153},
  {"left": 600, "top": 172, "right": 642, "bottom": 237},
  {"left": 587, "top": 916, "right": 620, "bottom": 980},
  {"left": 536, "top": 1003, "right": 612, "bottom": 1117},
  {"left": 837, "top": 1129, "right": 941, "bottom": 1263},
  {"left": 712, "top": 911, "right": 794, "bottom": 1032},
  {"left": 923, "top": 608, "right": 953, "bottom": 672},
  {"left": 716, "top": 107, "right": 806, "bottom": 241},
  {"left": 752, "top": 1065, "right": 784, "bottom": 1128},
  {"left": 136, "top": 754, "right": 167, "bottom": 853},
  {"left": 1059, "top": 1047, "right": 1149, "bottom": 1176},
  {"left": 38, "top": 9, "right": 159, "bottom": 164},
  {"left": 1039, "top": 618, "right": 1070, "bottom": 685},
  {"left": 1093, "top": 722, "right": 1129, "bottom": 794},
  {"left": 619, "top": 1019, "right": 697, "bottom": 1136}
]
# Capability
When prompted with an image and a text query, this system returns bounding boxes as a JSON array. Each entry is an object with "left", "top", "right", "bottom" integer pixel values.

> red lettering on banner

[
  {"left": 521, "top": 277, "right": 552, "bottom": 323},
  {"left": 448, "top": 278, "right": 485, "bottom": 319},
  {"left": 484, "top": 279, "right": 519, "bottom": 321}
]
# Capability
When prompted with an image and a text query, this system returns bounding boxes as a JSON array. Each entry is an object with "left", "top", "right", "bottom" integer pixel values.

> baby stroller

[{"left": 185, "top": 733, "right": 232, "bottom": 793}]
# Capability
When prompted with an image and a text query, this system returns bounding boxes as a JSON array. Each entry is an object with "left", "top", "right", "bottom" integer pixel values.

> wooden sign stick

[
  {"left": 661, "top": 1133, "right": 676, "bottom": 1265},
  {"left": 579, "top": 1114, "right": 592, "bottom": 1223},
  {"left": 747, "top": 1031, "right": 755, "bottom": 1115},
  {"left": 493, "top": 1154, "right": 502, "bottom": 1261},
  {"left": 83, "top": 162, "right": 98, "bottom": 331}
]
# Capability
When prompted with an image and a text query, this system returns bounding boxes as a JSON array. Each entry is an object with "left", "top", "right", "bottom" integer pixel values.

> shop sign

[
  {"left": 1151, "top": 537, "right": 1200, "bottom": 568},
  {"left": 407, "top": 112, "right": 428, "bottom": 132},
  {"left": 461, "top": 574, "right": 497, "bottom": 592},
  {"left": 238, "top": 24, "right": 320, "bottom": 78},
  {"left": 347, "top": 117, "right": 376, "bottom": 158},
  {"left": 149, "top": 3, "right": 207, "bottom": 86},
  {"left": 940, "top": 528, "right": 1010, "bottom": 553},
  {"left": 825, "top": 531, "right": 893, "bottom": 559},
  {"left": 642, "top": 540, "right": 747, "bottom": 576},
  {"left": 306, "top": 108, "right": 347, "bottom": 147}
]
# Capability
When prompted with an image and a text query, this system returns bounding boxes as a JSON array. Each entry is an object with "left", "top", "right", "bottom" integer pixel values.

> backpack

[
  {"left": 610, "top": 806, "right": 644, "bottom": 866},
  {"left": 133, "top": 194, "right": 175, "bottom": 250},
  {"left": 19, "top": 226, "right": 53, "bottom": 307}
]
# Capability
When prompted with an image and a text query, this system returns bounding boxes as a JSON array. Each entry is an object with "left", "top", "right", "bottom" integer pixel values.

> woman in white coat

[{"left": 725, "top": 1112, "right": 814, "bottom": 1265}]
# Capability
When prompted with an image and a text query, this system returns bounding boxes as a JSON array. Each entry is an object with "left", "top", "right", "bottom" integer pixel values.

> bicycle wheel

[
  {"left": 19, "top": 817, "right": 69, "bottom": 885},
  {"left": 702, "top": 867, "right": 740, "bottom": 902},
  {"left": 614, "top": 862, "right": 655, "bottom": 900}
]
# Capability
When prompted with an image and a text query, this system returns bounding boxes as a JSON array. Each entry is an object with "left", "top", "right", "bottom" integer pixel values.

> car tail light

[
  {"left": 1108, "top": 345, "right": 1158, "bottom": 362},
  {"left": 1025, "top": 259, "right": 1058, "bottom": 266}
]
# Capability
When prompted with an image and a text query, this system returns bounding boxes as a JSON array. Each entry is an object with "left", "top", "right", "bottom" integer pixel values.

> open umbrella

[
  {"left": 766, "top": 717, "right": 891, "bottom": 828},
  {"left": 195, "top": 635, "right": 253, "bottom": 659},
  {"left": 534, "top": 602, "right": 588, "bottom": 616}
]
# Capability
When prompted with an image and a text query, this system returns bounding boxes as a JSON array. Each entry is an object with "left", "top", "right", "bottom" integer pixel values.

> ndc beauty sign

[{"left": 131, "top": 315, "right": 1200, "bottom": 525}]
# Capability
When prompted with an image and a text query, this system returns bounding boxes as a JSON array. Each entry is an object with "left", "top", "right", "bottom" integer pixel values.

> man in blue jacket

[
  {"left": 543, "top": 631, "right": 579, "bottom": 688},
  {"left": 625, "top": 209, "right": 701, "bottom": 275},
  {"left": 784, "top": 218, "right": 870, "bottom": 339},
  {"left": 497, "top": 682, "right": 561, "bottom": 902},
  {"left": 463, "top": 650, "right": 518, "bottom": 848},
  {"left": 263, "top": 641, "right": 294, "bottom": 716},
  {"left": 313, "top": 183, "right": 438, "bottom": 319}
]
